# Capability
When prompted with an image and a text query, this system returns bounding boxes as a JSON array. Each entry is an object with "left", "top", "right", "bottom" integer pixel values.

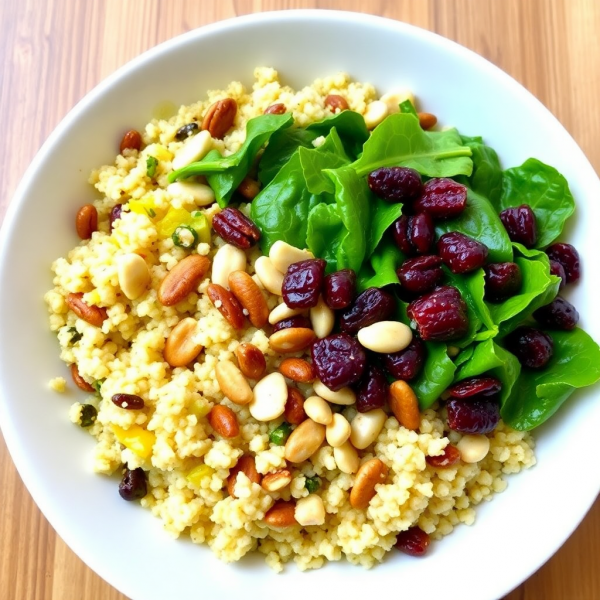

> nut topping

[
  {"left": 201, "top": 98, "right": 237, "bottom": 139},
  {"left": 75, "top": 204, "right": 98, "bottom": 240},
  {"left": 158, "top": 255, "right": 210, "bottom": 307}
]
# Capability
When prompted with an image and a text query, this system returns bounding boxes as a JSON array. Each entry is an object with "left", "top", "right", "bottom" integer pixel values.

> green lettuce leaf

[
  {"left": 306, "top": 110, "right": 369, "bottom": 159},
  {"left": 457, "top": 135, "right": 503, "bottom": 205},
  {"left": 412, "top": 343, "right": 457, "bottom": 409},
  {"left": 357, "top": 235, "right": 404, "bottom": 292}
]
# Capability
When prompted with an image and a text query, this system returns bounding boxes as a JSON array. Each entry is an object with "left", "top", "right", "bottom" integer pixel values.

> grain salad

[{"left": 44, "top": 66, "right": 542, "bottom": 572}]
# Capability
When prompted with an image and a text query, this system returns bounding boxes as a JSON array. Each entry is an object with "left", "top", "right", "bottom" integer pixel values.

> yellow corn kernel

[
  {"left": 146, "top": 143, "right": 173, "bottom": 162},
  {"left": 186, "top": 464, "right": 214, "bottom": 487},
  {"left": 113, "top": 424, "right": 156, "bottom": 459},
  {"left": 190, "top": 397, "right": 211, "bottom": 418}
]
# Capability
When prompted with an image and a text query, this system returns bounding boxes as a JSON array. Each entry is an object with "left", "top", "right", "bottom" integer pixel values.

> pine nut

[
  {"left": 380, "top": 89, "right": 416, "bottom": 114},
  {"left": 172, "top": 130, "right": 213, "bottom": 170},
  {"left": 389, "top": 380, "right": 420, "bottom": 430},
  {"left": 325, "top": 413, "right": 351, "bottom": 447},
  {"left": 350, "top": 408, "right": 386, "bottom": 450},
  {"left": 357, "top": 321, "right": 413, "bottom": 354},
  {"left": 284, "top": 419, "right": 325, "bottom": 463},
  {"left": 303, "top": 395, "right": 333, "bottom": 425},
  {"left": 364, "top": 100, "right": 388, "bottom": 129},
  {"left": 269, "top": 240, "right": 314, "bottom": 274},
  {"left": 254, "top": 256, "right": 284, "bottom": 295},
  {"left": 294, "top": 494, "right": 325, "bottom": 526},
  {"left": 268, "top": 302, "right": 305, "bottom": 325},
  {"left": 349, "top": 458, "right": 389, "bottom": 509},
  {"left": 167, "top": 181, "right": 215, "bottom": 206},
  {"left": 264, "top": 500, "right": 297, "bottom": 527},
  {"left": 310, "top": 295, "right": 335, "bottom": 338},
  {"left": 211, "top": 244, "right": 247, "bottom": 290},
  {"left": 313, "top": 379, "right": 356, "bottom": 406},
  {"left": 117, "top": 253, "right": 151, "bottom": 300},
  {"left": 269, "top": 328, "right": 316, "bottom": 354},
  {"left": 457, "top": 434, "right": 490, "bottom": 463},
  {"left": 333, "top": 440, "right": 360, "bottom": 474},
  {"left": 216, "top": 360, "right": 253, "bottom": 405},
  {"left": 249, "top": 372, "right": 287, "bottom": 421}
]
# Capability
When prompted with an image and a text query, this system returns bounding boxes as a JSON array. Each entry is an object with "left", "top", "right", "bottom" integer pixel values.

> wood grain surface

[{"left": 1, "top": 1, "right": 599, "bottom": 598}]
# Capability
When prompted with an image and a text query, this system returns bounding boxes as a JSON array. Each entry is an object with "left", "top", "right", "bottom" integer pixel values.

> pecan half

[
  {"left": 201, "top": 98, "right": 237, "bottom": 139},
  {"left": 206, "top": 283, "right": 245, "bottom": 329},
  {"left": 158, "top": 255, "right": 211, "bottom": 307},
  {"left": 212, "top": 207, "right": 261, "bottom": 249},
  {"left": 66, "top": 293, "right": 107, "bottom": 327},
  {"left": 228, "top": 271, "right": 269, "bottom": 328}
]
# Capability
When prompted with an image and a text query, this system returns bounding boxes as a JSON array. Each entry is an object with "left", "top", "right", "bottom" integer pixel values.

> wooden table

[{"left": 1, "top": 1, "right": 599, "bottom": 598}]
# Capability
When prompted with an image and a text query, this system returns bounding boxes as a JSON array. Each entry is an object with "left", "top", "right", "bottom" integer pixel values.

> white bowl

[{"left": 1, "top": 10, "right": 599, "bottom": 600}]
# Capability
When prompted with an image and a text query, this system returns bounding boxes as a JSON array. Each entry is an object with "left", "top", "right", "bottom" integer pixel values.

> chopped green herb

[
  {"left": 399, "top": 99, "right": 418, "bottom": 117},
  {"left": 305, "top": 476, "right": 321, "bottom": 494},
  {"left": 67, "top": 327, "right": 82, "bottom": 344},
  {"left": 79, "top": 404, "right": 98, "bottom": 428},
  {"left": 145, "top": 207, "right": 157, "bottom": 218},
  {"left": 92, "top": 379, "right": 105, "bottom": 394},
  {"left": 146, "top": 156, "right": 158, "bottom": 178},
  {"left": 172, "top": 224, "right": 199, "bottom": 248},
  {"left": 269, "top": 422, "right": 292, "bottom": 446}
]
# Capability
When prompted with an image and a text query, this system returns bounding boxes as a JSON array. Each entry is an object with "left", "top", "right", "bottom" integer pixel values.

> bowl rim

[{"left": 1, "top": 9, "right": 599, "bottom": 600}]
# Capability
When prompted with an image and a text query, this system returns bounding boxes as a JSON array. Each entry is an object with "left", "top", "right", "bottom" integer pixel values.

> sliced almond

[{"left": 216, "top": 360, "right": 253, "bottom": 405}]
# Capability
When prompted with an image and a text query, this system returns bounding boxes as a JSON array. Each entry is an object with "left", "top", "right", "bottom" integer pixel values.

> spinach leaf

[
  {"left": 299, "top": 130, "right": 350, "bottom": 195},
  {"left": 169, "top": 113, "right": 293, "bottom": 205},
  {"left": 357, "top": 235, "right": 403, "bottom": 291},
  {"left": 498, "top": 158, "right": 575, "bottom": 248},
  {"left": 457, "top": 135, "right": 503, "bottom": 205},
  {"left": 436, "top": 187, "right": 513, "bottom": 263},
  {"left": 305, "top": 203, "right": 344, "bottom": 272},
  {"left": 366, "top": 197, "right": 403, "bottom": 257},
  {"left": 501, "top": 328, "right": 600, "bottom": 430},
  {"left": 351, "top": 113, "right": 473, "bottom": 178},
  {"left": 412, "top": 343, "right": 457, "bottom": 409},
  {"left": 454, "top": 339, "right": 521, "bottom": 405},
  {"left": 306, "top": 110, "right": 369, "bottom": 159},
  {"left": 399, "top": 99, "right": 418, "bottom": 117}
]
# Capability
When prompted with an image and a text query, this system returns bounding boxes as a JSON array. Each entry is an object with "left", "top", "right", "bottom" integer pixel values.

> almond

[
  {"left": 269, "top": 328, "right": 316, "bottom": 354},
  {"left": 201, "top": 98, "right": 237, "bottom": 139},
  {"left": 207, "top": 405, "right": 239, "bottom": 438},
  {"left": 264, "top": 103, "right": 286, "bottom": 115},
  {"left": 164, "top": 317, "right": 203, "bottom": 367},
  {"left": 284, "top": 387, "right": 307, "bottom": 425},
  {"left": 324, "top": 94, "right": 349, "bottom": 113},
  {"left": 279, "top": 358, "right": 315, "bottom": 383},
  {"left": 234, "top": 342, "right": 266, "bottom": 380},
  {"left": 70, "top": 363, "right": 95, "bottom": 392},
  {"left": 237, "top": 177, "right": 261, "bottom": 200},
  {"left": 119, "top": 129, "right": 142, "bottom": 153},
  {"left": 158, "top": 255, "right": 210, "bottom": 307},
  {"left": 261, "top": 469, "right": 292, "bottom": 492},
  {"left": 206, "top": 283, "right": 245, "bottom": 329},
  {"left": 228, "top": 270, "right": 269, "bottom": 328},
  {"left": 349, "top": 458, "right": 389, "bottom": 509},
  {"left": 418, "top": 112, "right": 437, "bottom": 130},
  {"left": 264, "top": 500, "right": 297, "bottom": 527},
  {"left": 216, "top": 360, "right": 253, "bottom": 405},
  {"left": 66, "top": 293, "right": 107, "bottom": 327},
  {"left": 389, "top": 380, "right": 421, "bottom": 431},
  {"left": 75, "top": 204, "right": 98, "bottom": 240},
  {"left": 284, "top": 419, "right": 325, "bottom": 463},
  {"left": 227, "top": 455, "right": 261, "bottom": 497}
]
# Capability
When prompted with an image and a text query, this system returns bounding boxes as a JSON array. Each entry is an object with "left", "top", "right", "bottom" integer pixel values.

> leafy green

[
  {"left": 366, "top": 197, "right": 403, "bottom": 257},
  {"left": 498, "top": 158, "right": 575, "bottom": 248},
  {"left": 501, "top": 328, "right": 600, "bottom": 430},
  {"left": 399, "top": 99, "right": 418, "bottom": 117},
  {"left": 351, "top": 113, "right": 473, "bottom": 178},
  {"left": 436, "top": 187, "right": 513, "bottom": 263},
  {"left": 457, "top": 135, "right": 503, "bottom": 205},
  {"left": 146, "top": 156, "right": 158, "bottom": 178},
  {"left": 412, "top": 343, "right": 457, "bottom": 409},
  {"left": 357, "top": 235, "right": 403, "bottom": 291},
  {"left": 168, "top": 113, "right": 293, "bottom": 205},
  {"left": 306, "top": 110, "right": 369, "bottom": 159}
]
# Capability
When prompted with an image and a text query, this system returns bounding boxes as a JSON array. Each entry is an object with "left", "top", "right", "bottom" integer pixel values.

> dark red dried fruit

[
  {"left": 282, "top": 258, "right": 326, "bottom": 309},
  {"left": 446, "top": 397, "right": 500, "bottom": 434},
  {"left": 546, "top": 243, "right": 581, "bottom": 284},
  {"left": 407, "top": 286, "right": 469, "bottom": 342},
  {"left": 413, "top": 178, "right": 467, "bottom": 219},
  {"left": 175, "top": 122, "right": 199, "bottom": 141},
  {"left": 549, "top": 260, "right": 567, "bottom": 290},
  {"left": 397, "top": 255, "right": 444, "bottom": 294},
  {"left": 272, "top": 315, "right": 313, "bottom": 333},
  {"left": 119, "top": 467, "right": 147, "bottom": 501},
  {"left": 447, "top": 377, "right": 502, "bottom": 399},
  {"left": 392, "top": 213, "right": 435, "bottom": 256},
  {"left": 484, "top": 262, "right": 522, "bottom": 303},
  {"left": 499, "top": 205, "right": 537, "bottom": 248},
  {"left": 533, "top": 297, "right": 579, "bottom": 330},
  {"left": 382, "top": 338, "right": 426, "bottom": 381},
  {"left": 367, "top": 167, "right": 423, "bottom": 203},
  {"left": 340, "top": 287, "right": 395, "bottom": 335},
  {"left": 112, "top": 393, "right": 145, "bottom": 410},
  {"left": 212, "top": 207, "right": 261, "bottom": 249},
  {"left": 311, "top": 333, "right": 367, "bottom": 391},
  {"left": 109, "top": 204, "right": 123, "bottom": 232},
  {"left": 437, "top": 231, "right": 489, "bottom": 274},
  {"left": 504, "top": 326, "right": 554, "bottom": 369},
  {"left": 323, "top": 269, "right": 356, "bottom": 310},
  {"left": 395, "top": 527, "right": 431, "bottom": 556},
  {"left": 426, "top": 445, "right": 461, "bottom": 468},
  {"left": 355, "top": 364, "right": 389, "bottom": 413}
]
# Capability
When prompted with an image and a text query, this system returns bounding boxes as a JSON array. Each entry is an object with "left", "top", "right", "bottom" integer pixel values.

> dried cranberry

[
  {"left": 446, "top": 397, "right": 500, "bottom": 434},
  {"left": 549, "top": 260, "right": 567, "bottom": 290},
  {"left": 533, "top": 297, "right": 579, "bottom": 330},
  {"left": 484, "top": 262, "right": 522, "bottom": 303},
  {"left": 119, "top": 467, "right": 147, "bottom": 501},
  {"left": 407, "top": 286, "right": 469, "bottom": 342},
  {"left": 311, "top": 333, "right": 367, "bottom": 391},
  {"left": 323, "top": 269, "right": 356, "bottom": 309},
  {"left": 437, "top": 232, "right": 489, "bottom": 274},
  {"left": 426, "top": 445, "right": 461, "bottom": 468},
  {"left": 447, "top": 377, "right": 501, "bottom": 399},
  {"left": 392, "top": 213, "right": 435, "bottom": 256},
  {"left": 112, "top": 393, "right": 145, "bottom": 410},
  {"left": 367, "top": 167, "right": 423, "bottom": 203},
  {"left": 212, "top": 207, "right": 260, "bottom": 249},
  {"left": 382, "top": 338, "right": 426, "bottom": 381},
  {"left": 272, "top": 315, "right": 313, "bottom": 333},
  {"left": 413, "top": 178, "right": 467, "bottom": 219},
  {"left": 504, "top": 326, "right": 554, "bottom": 369},
  {"left": 397, "top": 255, "right": 444, "bottom": 294},
  {"left": 282, "top": 259, "right": 326, "bottom": 309},
  {"left": 355, "top": 364, "right": 389, "bottom": 413},
  {"left": 546, "top": 243, "right": 581, "bottom": 284},
  {"left": 499, "top": 205, "right": 537, "bottom": 248},
  {"left": 109, "top": 204, "right": 123, "bottom": 231},
  {"left": 395, "top": 527, "right": 431, "bottom": 556},
  {"left": 340, "top": 287, "right": 395, "bottom": 335}
]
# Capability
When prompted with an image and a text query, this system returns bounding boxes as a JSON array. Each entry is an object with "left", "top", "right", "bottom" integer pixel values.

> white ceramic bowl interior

[{"left": 1, "top": 10, "right": 599, "bottom": 600}]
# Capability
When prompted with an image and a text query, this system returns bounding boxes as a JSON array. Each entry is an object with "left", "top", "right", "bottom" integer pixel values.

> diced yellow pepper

[
  {"left": 186, "top": 464, "right": 214, "bottom": 487},
  {"left": 146, "top": 143, "right": 173, "bottom": 162},
  {"left": 128, "top": 195, "right": 158, "bottom": 219},
  {"left": 190, "top": 212, "right": 211, "bottom": 244},
  {"left": 190, "top": 397, "right": 211, "bottom": 418},
  {"left": 113, "top": 424, "right": 156, "bottom": 459},
  {"left": 156, "top": 207, "right": 192, "bottom": 239}
]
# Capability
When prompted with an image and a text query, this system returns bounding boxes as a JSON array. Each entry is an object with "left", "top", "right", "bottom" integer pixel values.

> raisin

[
  {"left": 546, "top": 243, "right": 581, "bottom": 284},
  {"left": 446, "top": 397, "right": 500, "bottom": 434},
  {"left": 413, "top": 178, "right": 467, "bottom": 219},
  {"left": 119, "top": 467, "right": 147, "bottom": 501},
  {"left": 484, "top": 262, "right": 522, "bottom": 303},
  {"left": 282, "top": 259, "right": 327, "bottom": 309},
  {"left": 393, "top": 212, "right": 435, "bottom": 256},
  {"left": 272, "top": 315, "right": 313, "bottom": 333},
  {"left": 426, "top": 445, "right": 461, "bottom": 468},
  {"left": 367, "top": 167, "right": 423, "bottom": 203},
  {"left": 499, "top": 205, "right": 537, "bottom": 248},
  {"left": 382, "top": 338, "right": 426, "bottom": 381},
  {"left": 340, "top": 287, "right": 395, "bottom": 335},
  {"left": 111, "top": 393, "right": 145, "bottom": 410},
  {"left": 175, "top": 122, "right": 199, "bottom": 141},
  {"left": 504, "top": 326, "right": 554, "bottom": 369},
  {"left": 311, "top": 333, "right": 367, "bottom": 391},
  {"left": 549, "top": 260, "right": 567, "bottom": 290},
  {"left": 355, "top": 364, "right": 388, "bottom": 413},
  {"left": 447, "top": 377, "right": 502, "bottom": 399},
  {"left": 395, "top": 527, "right": 431, "bottom": 556},
  {"left": 323, "top": 269, "right": 356, "bottom": 309},
  {"left": 437, "top": 231, "right": 488, "bottom": 274},
  {"left": 533, "top": 297, "right": 579, "bottom": 330},
  {"left": 397, "top": 255, "right": 444, "bottom": 294}
]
